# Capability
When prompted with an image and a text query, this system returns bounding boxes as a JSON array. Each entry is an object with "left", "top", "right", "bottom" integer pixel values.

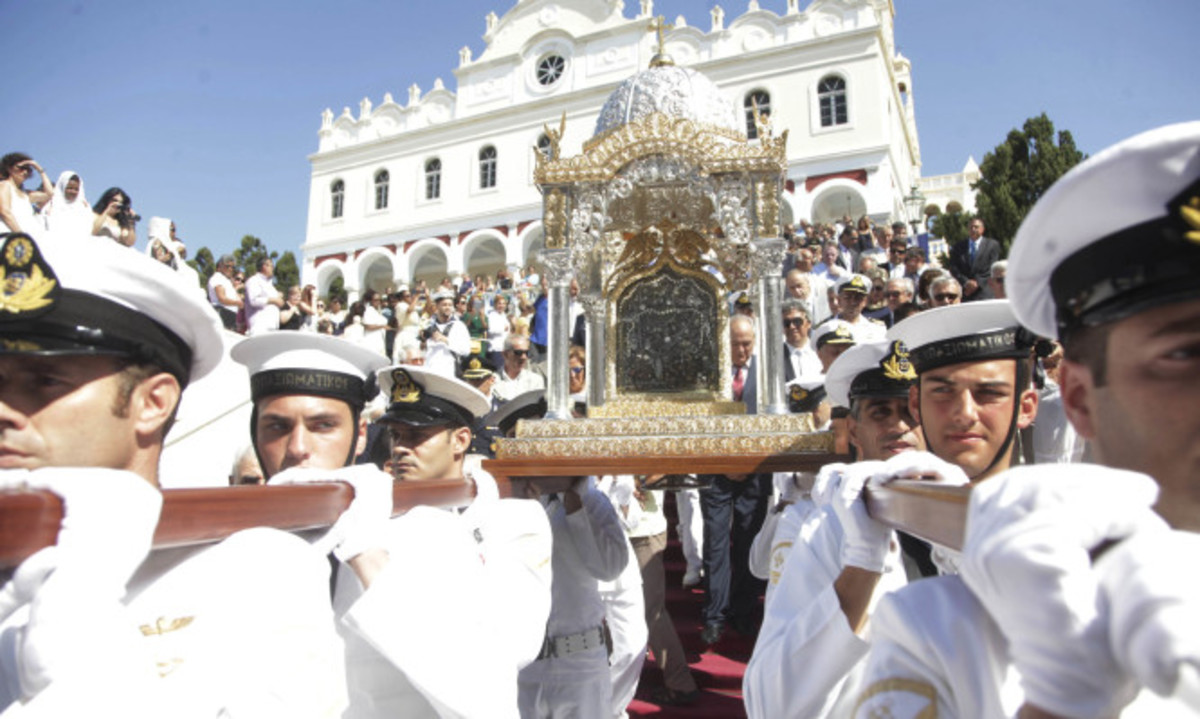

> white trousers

[
  {"left": 601, "top": 585, "right": 647, "bottom": 718},
  {"left": 675, "top": 489, "right": 704, "bottom": 575}
]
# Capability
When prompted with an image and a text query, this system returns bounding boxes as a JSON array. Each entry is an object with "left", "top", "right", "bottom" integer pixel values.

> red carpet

[{"left": 628, "top": 494, "right": 755, "bottom": 718}]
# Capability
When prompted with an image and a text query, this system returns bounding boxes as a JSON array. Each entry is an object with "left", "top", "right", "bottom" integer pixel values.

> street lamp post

[{"left": 903, "top": 183, "right": 926, "bottom": 237}]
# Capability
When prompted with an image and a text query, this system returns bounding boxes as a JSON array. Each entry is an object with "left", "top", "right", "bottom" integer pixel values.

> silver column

[
  {"left": 752, "top": 238, "right": 788, "bottom": 415},
  {"left": 579, "top": 293, "right": 606, "bottom": 410},
  {"left": 539, "top": 248, "right": 574, "bottom": 420}
]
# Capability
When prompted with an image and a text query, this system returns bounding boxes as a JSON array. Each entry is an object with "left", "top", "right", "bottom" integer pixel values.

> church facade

[{"left": 302, "top": 0, "right": 925, "bottom": 299}]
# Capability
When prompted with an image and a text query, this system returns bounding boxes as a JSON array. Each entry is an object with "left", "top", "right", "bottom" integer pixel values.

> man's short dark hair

[
  {"left": 257, "top": 257, "right": 273, "bottom": 272},
  {"left": 903, "top": 247, "right": 925, "bottom": 261},
  {"left": 1062, "top": 323, "right": 1112, "bottom": 387}
]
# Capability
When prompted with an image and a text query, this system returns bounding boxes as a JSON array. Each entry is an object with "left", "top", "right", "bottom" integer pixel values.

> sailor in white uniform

[
  {"left": 422, "top": 289, "right": 472, "bottom": 379},
  {"left": 517, "top": 477, "right": 629, "bottom": 718},
  {"left": 857, "top": 123, "right": 1200, "bottom": 718},
  {"left": 233, "top": 337, "right": 552, "bottom": 719},
  {"left": 743, "top": 340, "right": 924, "bottom": 718},
  {"left": 0, "top": 232, "right": 346, "bottom": 717},
  {"left": 846, "top": 301, "right": 1041, "bottom": 718}
]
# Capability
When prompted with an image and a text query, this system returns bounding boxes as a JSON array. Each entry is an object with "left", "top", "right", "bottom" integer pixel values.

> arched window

[
  {"left": 818, "top": 76, "right": 848, "bottom": 127},
  {"left": 744, "top": 90, "right": 771, "bottom": 139},
  {"left": 425, "top": 158, "right": 441, "bottom": 200},
  {"left": 331, "top": 179, "right": 344, "bottom": 219},
  {"left": 374, "top": 170, "right": 389, "bottom": 210},
  {"left": 536, "top": 133, "right": 553, "bottom": 159},
  {"left": 479, "top": 146, "right": 497, "bottom": 189}
]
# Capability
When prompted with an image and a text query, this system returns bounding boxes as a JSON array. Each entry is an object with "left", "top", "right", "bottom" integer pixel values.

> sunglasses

[
  {"left": 933, "top": 293, "right": 960, "bottom": 302},
  {"left": 783, "top": 317, "right": 808, "bottom": 328},
  {"left": 570, "top": 367, "right": 584, "bottom": 375},
  {"left": 885, "top": 290, "right": 905, "bottom": 298},
  {"left": 508, "top": 349, "right": 529, "bottom": 357}
]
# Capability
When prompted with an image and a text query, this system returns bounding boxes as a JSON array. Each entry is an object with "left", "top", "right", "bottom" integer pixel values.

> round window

[{"left": 536, "top": 54, "right": 565, "bottom": 87}]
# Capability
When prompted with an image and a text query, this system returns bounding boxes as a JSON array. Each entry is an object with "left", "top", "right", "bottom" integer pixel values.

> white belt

[{"left": 537, "top": 625, "right": 606, "bottom": 660}]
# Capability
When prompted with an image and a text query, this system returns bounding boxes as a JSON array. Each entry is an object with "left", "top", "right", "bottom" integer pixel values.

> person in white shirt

[
  {"left": 857, "top": 122, "right": 1200, "bottom": 719},
  {"left": 0, "top": 231, "right": 345, "bottom": 716},
  {"left": 744, "top": 340, "right": 923, "bottom": 718},
  {"left": 493, "top": 334, "right": 546, "bottom": 403},
  {"left": 421, "top": 289, "right": 471, "bottom": 378},
  {"left": 518, "top": 477, "right": 628, "bottom": 719},
  {"left": 811, "top": 240, "right": 846, "bottom": 286},
  {"left": 486, "top": 293, "right": 513, "bottom": 369},
  {"left": 244, "top": 256, "right": 285, "bottom": 335},
  {"left": 781, "top": 300, "right": 821, "bottom": 381},
  {"left": 235, "top": 337, "right": 552, "bottom": 718},
  {"left": 206, "top": 253, "right": 243, "bottom": 330}
]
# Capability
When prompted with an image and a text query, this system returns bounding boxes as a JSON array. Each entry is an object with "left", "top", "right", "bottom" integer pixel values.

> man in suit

[
  {"left": 698, "top": 314, "right": 773, "bottom": 644},
  {"left": 835, "top": 227, "right": 862, "bottom": 275},
  {"left": 947, "top": 218, "right": 1002, "bottom": 301}
]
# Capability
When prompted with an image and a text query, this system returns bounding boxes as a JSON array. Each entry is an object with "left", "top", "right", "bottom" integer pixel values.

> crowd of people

[{"left": 0, "top": 122, "right": 1196, "bottom": 718}]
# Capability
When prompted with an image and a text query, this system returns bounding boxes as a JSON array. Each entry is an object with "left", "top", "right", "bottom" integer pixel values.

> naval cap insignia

[
  {"left": 880, "top": 340, "right": 916, "bottom": 382},
  {"left": 0, "top": 233, "right": 59, "bottom": 317},
  {"left": 389, "top": 368, "right": 421, "bottom": 403}
]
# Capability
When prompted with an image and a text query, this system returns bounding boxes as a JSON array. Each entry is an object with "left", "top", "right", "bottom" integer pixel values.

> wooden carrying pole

[
  {"left": 0, "top": 455, "right": 974, "bottom": 569},
  {"left": 862, "top": 479, "right": 971, "bottom": 551},
  {"left": 0, "top": 475, "right": 578, "bottom": 571}
]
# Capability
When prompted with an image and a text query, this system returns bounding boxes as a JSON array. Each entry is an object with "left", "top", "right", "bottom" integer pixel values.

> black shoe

[
  {"left": 650, "top": 686, "right": 701, "bottom": 707},
  {"left": 700, "top": 621, "right": 724, "bottom": 645}
]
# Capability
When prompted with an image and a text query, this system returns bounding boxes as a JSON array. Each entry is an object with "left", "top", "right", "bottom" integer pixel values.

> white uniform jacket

[{"left": 743, "top": 505, "right": 907, "bottom": 719}]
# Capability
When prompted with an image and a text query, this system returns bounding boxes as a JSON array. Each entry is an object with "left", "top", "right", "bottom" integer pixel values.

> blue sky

[{"left": 7, "top": 0, "right": 1197, "bottom": 262}]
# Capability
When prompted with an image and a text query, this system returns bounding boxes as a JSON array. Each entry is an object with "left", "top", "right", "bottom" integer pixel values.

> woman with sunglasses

[{"left": 0, "top": 152, "right": 52, "bottom": 236}]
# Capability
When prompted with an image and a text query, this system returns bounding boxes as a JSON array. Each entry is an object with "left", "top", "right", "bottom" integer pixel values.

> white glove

[
  {"left": 814, "top": 461, "right": 891, "bottom": 572},
  {"left": 2, "top": 468, "right": 162, "bottom": 699},
  {"left": 877, "top": 450, "right": 970, "bottom": 487},
  {"left": 1097, "top": 528, "right": 1200, "bottom": 705},
  {"left": 961, "top": 464, "right": 1160, "bottom": 718},
  {"left": 812, "top": 462, "right": 847, "bottom": 507},
  {"left": 269, "top": 465, "right": 393, "bottom": 561}
]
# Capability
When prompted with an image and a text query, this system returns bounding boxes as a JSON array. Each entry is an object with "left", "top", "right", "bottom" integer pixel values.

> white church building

[{"left": 301, "top": 0, "right": 936, "bottom": 300}]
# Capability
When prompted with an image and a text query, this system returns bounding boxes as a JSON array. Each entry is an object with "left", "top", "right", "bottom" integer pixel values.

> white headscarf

[{"left": 42, "top": 170, "right": 94, "bottom": 239}]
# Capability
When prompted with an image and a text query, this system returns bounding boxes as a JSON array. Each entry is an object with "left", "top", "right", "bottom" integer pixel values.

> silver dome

[{"left": 593, "top": 65, "right": 742, "bottom": 138}]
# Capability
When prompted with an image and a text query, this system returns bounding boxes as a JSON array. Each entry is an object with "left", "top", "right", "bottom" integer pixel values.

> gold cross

[{"left": 647, "top": 14, "right": 674, "bottom": 55}]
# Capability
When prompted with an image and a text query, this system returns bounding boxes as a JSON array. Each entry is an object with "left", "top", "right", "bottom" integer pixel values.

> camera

[{"left": 115, "top": 205, "right": 140, "bottom": 229}]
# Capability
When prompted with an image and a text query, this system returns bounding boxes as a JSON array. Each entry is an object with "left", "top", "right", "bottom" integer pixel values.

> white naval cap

[
  {"left": 1008, "top": 121, "right": 1200, "bottom": 339},
  {"left": 812, "top": 319, "right": 857, "bottom": 350},
  {"left": 377, "top": 365, "right": 491, "bottom": 428},
  {"left": 824, "top": 340, "right": 917, "bottom": 409},
  {"left": 431, "top": 289, "right": 456, "bottom": 302},
  {"left": 0, "top": 231, "right": 223, "bottom": 386},
  {"left": 231, "top": 332, "right": 389, "bottom": 408},
  {"left": 786, "top": 374, "right": 827, "bottom": 413},
  {"left": 835, "top": 273, "right": 871, "bottom": 295},
  {"left": 887, "top": 300, "right": 1032, "bottom": 374}
]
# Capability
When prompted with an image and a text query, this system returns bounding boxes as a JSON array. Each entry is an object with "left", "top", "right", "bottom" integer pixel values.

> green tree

[
  {"left": 232, "top": 234, "right": 277, "bottom": 277},
  {"left": 929, "top": 201, "right": 971, "bottom": 246},
  {"left": 274, "top": 251, "right": 300, "bottom": 292},
  {"left": 326, "top": 275, "right": 347, "bottom": 304},
  {"left": 188, "top": 246, "right": 217, "bottom": 285},
  {"left": 973, "top": 113, "right": 1085, "bottom": 251}
]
